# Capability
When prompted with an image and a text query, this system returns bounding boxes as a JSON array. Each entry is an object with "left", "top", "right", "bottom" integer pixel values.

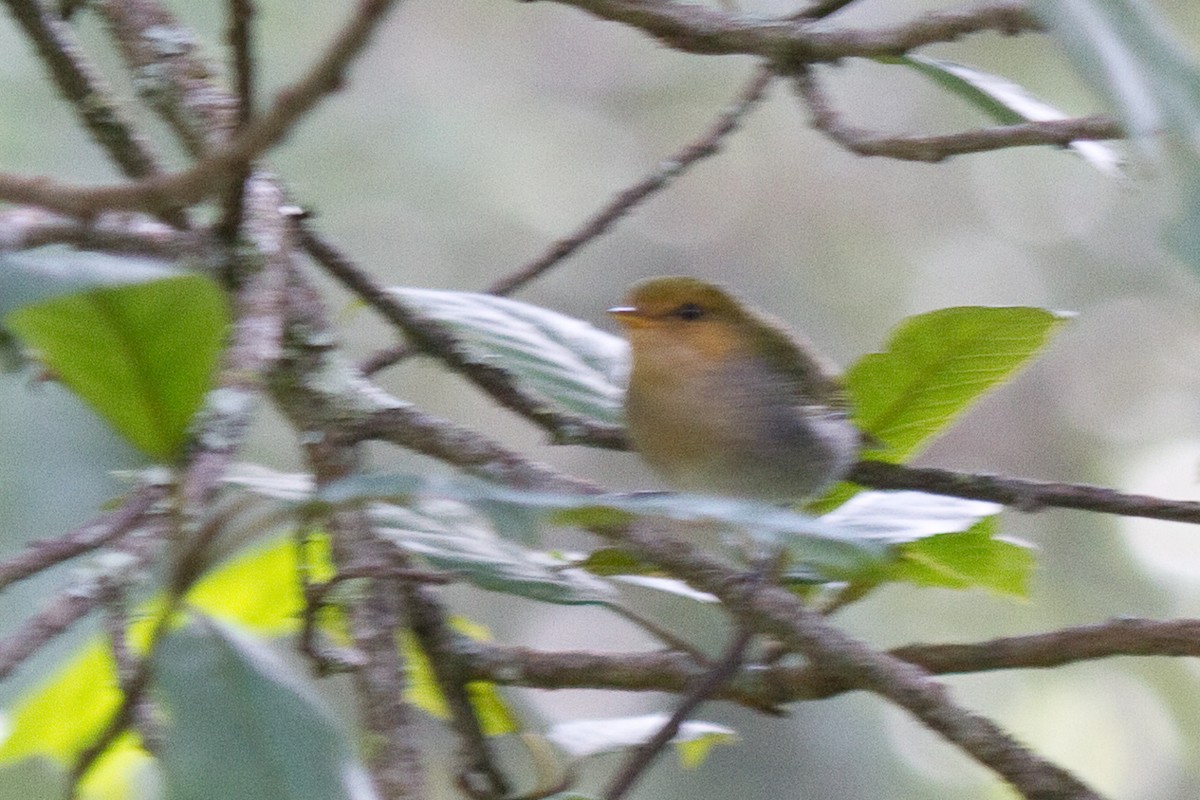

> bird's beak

[{"left": 608, "top": 305, "right": 649, "bottom": 329}]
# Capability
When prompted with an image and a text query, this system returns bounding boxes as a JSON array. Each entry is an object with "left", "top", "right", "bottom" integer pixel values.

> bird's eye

[{"left": 674, "top": 303, "right": 704, "bottom": 321}]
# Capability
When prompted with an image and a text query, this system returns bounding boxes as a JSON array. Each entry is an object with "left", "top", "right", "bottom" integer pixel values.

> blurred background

[{"left": 3, "top": 0, "right": 1200, "bottom": 798}]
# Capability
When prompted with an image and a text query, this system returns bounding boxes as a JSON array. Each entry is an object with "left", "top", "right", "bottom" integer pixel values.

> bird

[{"left": 609, "top": 276, "right": 858, "bottom": 502}]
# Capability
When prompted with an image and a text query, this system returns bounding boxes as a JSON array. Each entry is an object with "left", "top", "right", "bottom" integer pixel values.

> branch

[
  {"left": 0, "top": 522, "right": 163, "bottom": 684},
  {"left": 406, "top": 586, "right": 510, "bottom": 800},
  {"left": 178, "top": 174, "right": 288, "bottom": 511},
  {"left": 280, "top": 272, "right": 427, "bottom": 799},
  {"left": 604, "top": 628, "right": 754, "bottom": 800},
  {"left": 2, "top": 1, "right": 166, "bottom": 181},
  {"left": 850, "top": 460, "right": 1200, "bottom": 524},
  {"left": 218, "top": 0, "right": 258, "bottom": 240},
  {"left": 96, "top": 0, "right": 238, "bottom": 155},
  {"left": 0, "top": 0, "right": 405, "bottom": 217},
  {"left": 350, "top": 404, "right": 604, "bottom": 493},
  {"left": 794, "top": 67, "right": 1122, "bottom": 161},
  {"left": 0, "top": 483, "right": 166, "bottom": 592},
  {"left": 465, "top": 618, "right": 1200, "bottom": 708},
  {"left": 600, "top": 519, "right": 1102, "bottom": 800},
  {"left": 296, "top": 220, "right": 628, "bottom": 448},
  {"left": 0, "top": 207, "right": 208, "bottom": 258},
  {"left": 487, "top": 65, "right": 774, "bottom": 296},
  {"left": 534, "top": 0, "right": 1041, "bottom": 61}
]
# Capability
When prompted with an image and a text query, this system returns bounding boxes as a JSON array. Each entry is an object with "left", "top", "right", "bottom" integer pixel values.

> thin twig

[
  {"left": 0, "top": 208, "right": 209, "bottom": 258},
  {"left": 297, "top": 221, "right": 628, "bottom": 448},
  {"left": 219, "top": 0, "right": 257, "bottom": 241},
  {"left": 3, "top": 0, "right": 189, "bottom": 227},
  {"left": 487, "top": 66, "right": 774, "bottom": 297},
  {"left": 406, "top": 585, "right": 511, "bottom": 800},
  {"left": 535, "top": 0, "right": 1040, "bottom": 61},
  {"left": 850, "top": 460, "right": 1200, "bottom": 524},
  {"left": 796, "top": 0, "right": 860, "bottom": 19},
  {"left": 0, "top": 484, "right": 165, "bottom": 592},
  {"left": 603, "top": 627, "right": 754, "bottom": 800},
  {"left": 68, "top": 486, "right": 254, "bottom": 795},
  {"left": 2, "top": 0, "right": 166, "bottom": 180},
  {"left": 794, "top": 67, "right": 1121, "bottom": 161},
  {"left": 601, "top": 519, "right": 1101, "bottom": 800},
  {"left": 0, "top": 0, "right": 405, "bottom": 217},
  {"left": 607, "top": 603, "right": 715, "bottom": 664},
  {"left": 99, "top": 577, "right": 162, "bottom": 753}
]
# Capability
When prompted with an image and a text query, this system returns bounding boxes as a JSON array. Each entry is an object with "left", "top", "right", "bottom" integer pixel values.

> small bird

[{"left": 609, "top": 276, "right": 858, "bottom": 501}]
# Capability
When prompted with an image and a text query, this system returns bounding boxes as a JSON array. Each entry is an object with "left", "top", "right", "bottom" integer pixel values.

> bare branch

[
  {"left": 96, "top": 0, "right": 238, "bottom": 154},
  {"left": 850, "top": 460, "right": 1200, "bottom": 525},
  {"left": 466, "top": 618, "right": 1200, "bottom": 708},
  {"left": 0, "top": 484, "right": 166, "bottom": 592},
  {"left": 0, "top": 522, "right": 163, "bottom": 684},
  {"left": 350, "top": 404, "right": 605, "bottom": 493},
  {"left": 296, "top": 220, "right": 628, "bottom": 449},
  {"left": 794, "top": 67, "right": 1121, "bottom": 161},
  {"left": 219, "top": 0, "right": 258, "bottom": 240},
  {"left": 533, "top": 0, "right": 1040, "bottom": 61},
  {"left": 0, "top": 207, "right": 209, "bottom": 258},
  {"left": 406, "top": 586, "right": 510, "bottom": 800},
  {"left": 601, "top": 519, "right": 1102, "bottom": 800},
  {"left": 488, "top": 65, "right": 774, "bottom": 296},
  {"left": 604, "top": 628, "right": 754, "bottom": 800},
  {"left": 282, "top": 271, "right": 428, "bottom": 799},
  {"left": 2, "top": 0, "right": 166, "bottom": 181},
  {"left": 0, "top": 0, "right": 405, "bottom": 217}
]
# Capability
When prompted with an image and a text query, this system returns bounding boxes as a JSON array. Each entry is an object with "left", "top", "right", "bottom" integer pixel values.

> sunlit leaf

[
  {"left": 155, "top": 615, "right": 374, "bottom": 800},
  {"left": 891, "top": 522, "right": 1034, "bottom": 597},
  {"left": 0, "top": 643, "right": 120, "bottom": 764},
  {"left": 387, "top": 288, "right": 627, "bottom": 425},
  {"left": 0, "top": 535, "right": 320, "bottom": 776},
  {"left": 845, "top": 306, "right": 1069, "bottom": 462},
  {"left": 4, "top": 274, "right": 228, "bottom": 460},
  {"left": 891, "top": 54, "right": 1122, "bottom": 175},
  {"left": 401, "top": 620, "right": 518, "bottom": 737},
  {"left": 819, "top": 491, "right": 1027, "bottom": 595}
]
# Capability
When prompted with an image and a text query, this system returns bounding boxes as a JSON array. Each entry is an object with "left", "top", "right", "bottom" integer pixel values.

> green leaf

[
  {"left": 155, "top": 615, "right": 373, "bottom": 800},
  {"left": 545, "top": 714, "right": 737, "bottom": 767},
  {"left": 0, "top": 534, "right": 320, "bottom": 781},
  {"left": 890, "top": 55, "right": 1122, "bottom": 176},
  {"left": 387, "top": 288, "right": 627, "bottom": 426},
  {"left": 0, "top": 250, "right": 186, "bottom": 319},
  {"left": 401, "top": 620, "right": 519, "bottom": 736},
  {"left": 890, "top": 521, "right": 1034, "bottom": 597},
  {"left": 1031, "top": 0, "right": 1200, "bottom": 157},
  {"left": 818, "top": 490, "right": 1029, "bottom": 596},
  {"left": 0, "top": 642, "right": 121, "bottom": 764},
  {"left": 4, "top": 274, "right": 229, "bottom": 460},
  {"left": 845, "top": 306, "right": 1069, "bottom": 462}
]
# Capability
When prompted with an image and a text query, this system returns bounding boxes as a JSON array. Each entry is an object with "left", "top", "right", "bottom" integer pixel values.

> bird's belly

[{"left": 628, "top": 379, "right": 857, "bottom": 501}]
